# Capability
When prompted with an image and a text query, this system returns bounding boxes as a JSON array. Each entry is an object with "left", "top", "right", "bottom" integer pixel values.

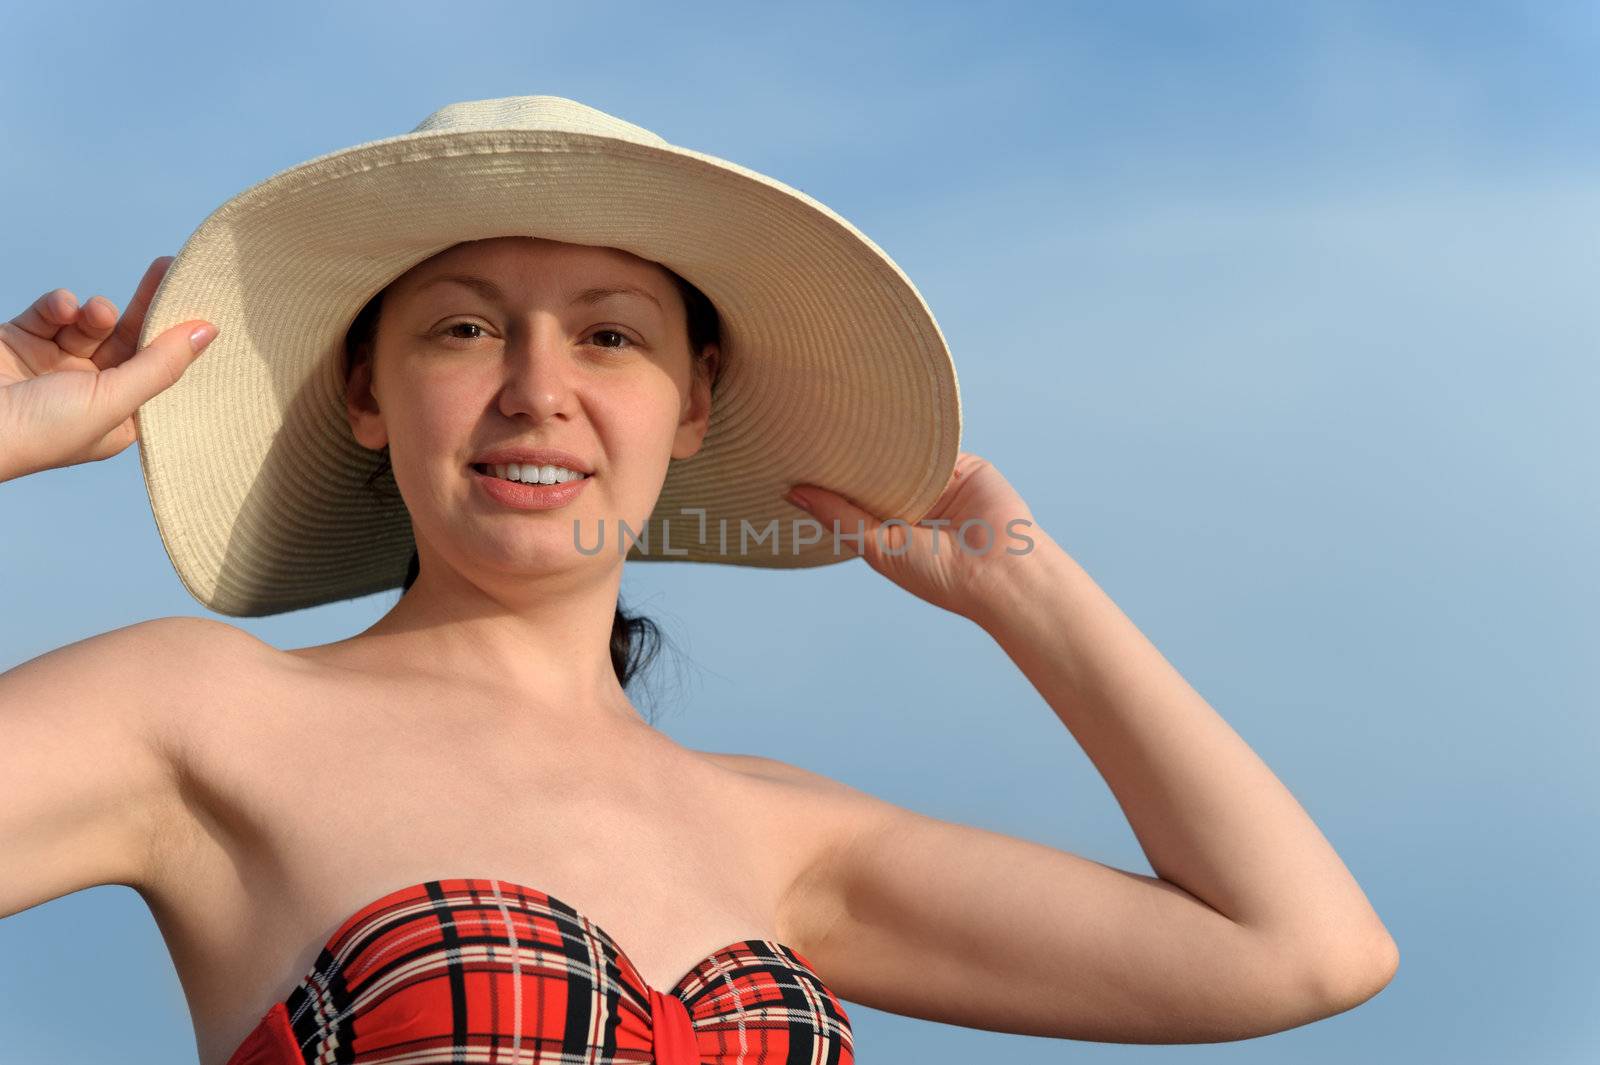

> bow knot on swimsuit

[{"left": 223, "top": 877, "right": 854, "bottom": 1064}]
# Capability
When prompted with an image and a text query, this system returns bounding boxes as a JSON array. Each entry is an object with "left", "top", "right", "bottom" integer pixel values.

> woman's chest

[{"left": 146, "top": 666, "right": 812, "bottom": 1065}]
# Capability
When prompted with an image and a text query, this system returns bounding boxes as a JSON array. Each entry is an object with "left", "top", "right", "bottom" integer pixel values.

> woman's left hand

[{"left": 785, "top": 451, "right": 1043, "bottom": 621}]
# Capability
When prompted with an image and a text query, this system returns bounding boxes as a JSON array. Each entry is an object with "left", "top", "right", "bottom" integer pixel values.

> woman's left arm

[
  {"left": 786, "top": 453, "right": 1397, "bottom": 1015},
  {"left": 969, "top": 519, "right": 1397, "bottom": 974}
]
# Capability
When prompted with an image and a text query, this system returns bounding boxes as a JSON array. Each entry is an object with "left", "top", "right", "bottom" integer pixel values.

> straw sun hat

[{"left": 131, "top": 94, "right": 963, "bottom": 617}]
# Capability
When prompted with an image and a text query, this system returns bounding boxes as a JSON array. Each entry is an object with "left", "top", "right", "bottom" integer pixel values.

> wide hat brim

[{"left": 132, "top": 96, "right": 962, "bottom": 617}]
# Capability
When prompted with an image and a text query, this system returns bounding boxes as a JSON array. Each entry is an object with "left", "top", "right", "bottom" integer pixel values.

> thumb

[
  {"left": 94, "top": 320, "right": 218, "bottom": 423},
  {"left": 785, "top": 483, "right": 896, "bottom": 561}
]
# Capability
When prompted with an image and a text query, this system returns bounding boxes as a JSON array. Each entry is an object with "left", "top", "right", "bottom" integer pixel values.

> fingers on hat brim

[
  {"left": 95, "top": 255, "right": 176, "bottom": 373},
  {"left": 96, "top": 321, "right": 210, "bottom": 425}
]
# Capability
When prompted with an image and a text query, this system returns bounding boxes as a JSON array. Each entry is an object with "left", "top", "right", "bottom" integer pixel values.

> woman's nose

[{"left": 496, "top": 318, "right": 576, "bottom": 422}]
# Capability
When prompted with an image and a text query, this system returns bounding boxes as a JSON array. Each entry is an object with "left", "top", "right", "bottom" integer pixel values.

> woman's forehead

[{"left": 404, "top": 235, "right": 667, "bottom": 289}]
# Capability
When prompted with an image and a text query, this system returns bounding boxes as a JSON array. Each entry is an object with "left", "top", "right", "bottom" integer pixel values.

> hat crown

[{"left": 409, "top": 94, "right": 669, "bottom": 148}]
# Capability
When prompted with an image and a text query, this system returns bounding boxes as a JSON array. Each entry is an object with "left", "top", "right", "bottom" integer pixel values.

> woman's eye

[
  {"left": 440, "top": 321, "right": 487, "bottom": 341},
  {"left": 589, "top": 329, "right": 635, "bottom": 350},
  {"left": 434, "top": 322, "right": 635, "bottom": 349}
]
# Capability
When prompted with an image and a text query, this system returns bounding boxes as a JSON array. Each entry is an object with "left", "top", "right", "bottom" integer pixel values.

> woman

[{"left": 0, "top": 96, "right": 1396, "bottom": 1065}]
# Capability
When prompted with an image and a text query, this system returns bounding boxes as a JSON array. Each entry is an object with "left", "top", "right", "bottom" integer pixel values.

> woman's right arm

[
  {"left": 1, "top": 260, "right": 223, "bottom": 918},
  {"left": 0, "top": 617, "right": 226, "bottom": 920}
]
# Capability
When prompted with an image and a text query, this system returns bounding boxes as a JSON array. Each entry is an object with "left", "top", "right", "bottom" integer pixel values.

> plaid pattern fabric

[{"left": 223, "top": 876, "right": 854, "bottom": 1065}]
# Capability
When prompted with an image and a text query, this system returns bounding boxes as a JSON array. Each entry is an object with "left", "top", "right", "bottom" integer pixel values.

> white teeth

[{"left": 488, "top": 463, "right": 588, "bottom": 485}]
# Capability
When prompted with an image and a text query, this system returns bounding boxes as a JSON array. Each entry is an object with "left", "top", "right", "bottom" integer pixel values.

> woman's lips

[{"left": 470, "top": 465, "right": 591, "bottom": 510}]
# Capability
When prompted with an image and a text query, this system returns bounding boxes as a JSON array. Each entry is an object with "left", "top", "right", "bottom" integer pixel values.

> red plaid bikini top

[{"left": 223, "top": 877, "right": 854, "bottom": 1065}]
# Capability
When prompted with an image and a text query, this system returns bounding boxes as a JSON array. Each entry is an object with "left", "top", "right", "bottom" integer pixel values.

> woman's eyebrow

[
  {"left": 416, "top": 274, "right": 503, "bottom": 301},
  {"left": 415, "top": 274, "right": 663, "bottom": 313},
  {"left": 570, "top": 283, "right": 663, "bottom": 313}
]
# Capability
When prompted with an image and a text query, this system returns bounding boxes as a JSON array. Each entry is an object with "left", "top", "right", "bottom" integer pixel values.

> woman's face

[{"left": 346, "top": 235, "right": 715, "bottom": 582}]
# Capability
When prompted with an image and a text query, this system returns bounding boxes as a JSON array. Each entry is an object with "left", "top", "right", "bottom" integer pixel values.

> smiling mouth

[{"left": 470, "top": 463, "right": 593, "bottom": 485}]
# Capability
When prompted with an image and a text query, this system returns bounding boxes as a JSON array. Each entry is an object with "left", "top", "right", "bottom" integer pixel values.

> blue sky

[{"left": 2, "top": 2, "right": 1596, "bottom": 1062}]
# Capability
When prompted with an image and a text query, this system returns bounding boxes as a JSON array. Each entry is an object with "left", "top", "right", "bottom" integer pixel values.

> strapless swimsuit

[{"left": 222, "top": 876, "right": 854, "bottom": 1064}]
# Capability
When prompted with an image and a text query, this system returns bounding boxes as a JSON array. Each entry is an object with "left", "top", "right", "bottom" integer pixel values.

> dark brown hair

[{"left": 344, "top": 253, "right": 723, "bottom": 695}]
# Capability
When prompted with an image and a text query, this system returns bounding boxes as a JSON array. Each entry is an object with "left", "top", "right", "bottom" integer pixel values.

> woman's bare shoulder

[
  {"left": 697, "top": 750, "right": 864, "bottom": 802},
  {"left": 126, "top": 616, "right": 280, "bottom": 679},
  {"left": 698, "top": 749, "right": 805, "bottom": 781},
  {"left": 112, "top": 614, "right": 270, "bottom": 651},
  {"left": 77, "top": 617, "right": 283, "bottom": 731},
  {"left": 6, "top": 615, "right": 275, "bottom": 693}
]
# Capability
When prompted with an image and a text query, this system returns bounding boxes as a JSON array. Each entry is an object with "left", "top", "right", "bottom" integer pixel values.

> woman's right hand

[{"left": 0, "top": 255, "right": 218, "bottom": 483}]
